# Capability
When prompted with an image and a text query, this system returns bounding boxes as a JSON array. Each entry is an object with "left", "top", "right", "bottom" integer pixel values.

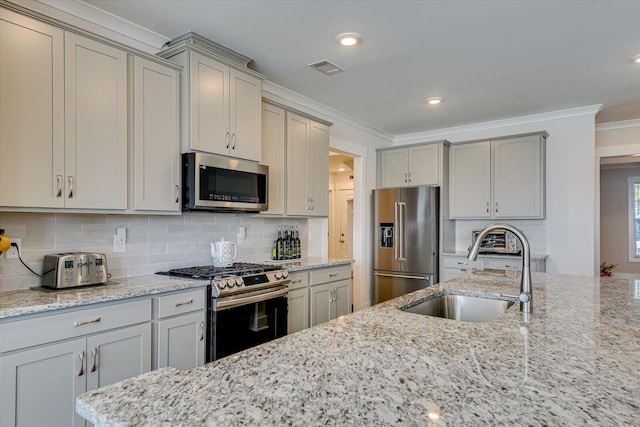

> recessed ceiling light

[
  {"left": 337, "top": 33, "right": 361, "bottom": 47},
  {"left": 633, "top": 55, "right": 640, "bottom": 63},
  {"left": 426, "top": 97, "right": 443, "bottom": 105},
  {"left": 338, "top": 167, "right": 346, "bottom": 172}
]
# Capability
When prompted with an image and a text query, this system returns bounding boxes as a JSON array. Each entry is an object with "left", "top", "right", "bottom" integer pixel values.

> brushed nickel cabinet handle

[
  {"left": 495, "top": 202, "right": 499, "bottom": 213},
  {"left": 67, "top": 176, "right": 74, "bottom": 198},
  {"left": 486, "top": 202, "right": 489, "bottom": 213},
  {"left": 408, "top": 172, "right": 412, "bottom": 182},
  {"left": 175, "top": 185, "right": 179, "bottom": 203},
  {"left": 175, "top": 299, "right": 194, "bottom": 307},
  {"left": 90, "top": 347, "right": 98, "bottom": 373},
  {"left": 56, "top": 175, "right": 63, "bottom": 198},
  {"left": 329, "top": 273, "right": 338, "bottom": 277},
  {"left": 77, "top": 351, "right": 85, "bottom": 377},
  {"left": 231, "top": 133, "right": 236, "bottom": 149},
  {"left": 404, "top": 172, "right": 408, "bottom": 183},
  {"left": 225, "top": 132, "right": 230, "bottom": 149},
  {"left": 199, "top": 320, "right": 205, "bottom": 341},
  {"left": 73, "top": 316, "right": 101, "bottom": 327}
]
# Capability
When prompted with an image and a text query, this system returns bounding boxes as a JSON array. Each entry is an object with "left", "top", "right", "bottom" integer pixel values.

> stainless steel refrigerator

[{"left": 373, "top": 186, "right": 439, "bottom": 304}]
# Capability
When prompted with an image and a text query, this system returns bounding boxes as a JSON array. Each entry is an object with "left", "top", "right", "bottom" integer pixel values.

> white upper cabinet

[
  {"left": 132, "top": 56, "right": 180, "bottom": 212},
  {"left": 286, "top": 112, "right": 329, "bottom": 217},
  {"left": 64, "top": 32, "right": 128, "bottom": 209},
  {"left": 164, "top": 38, "right": 263, "bottom": 161},
  {"left": 261, "top": 103, "right": 286, "bottom": 215},
  {"left": 0, "top": 10, "right": 128, "bottom": 211},
  {"left": 378, "top": 142, "right": 447, "bottom": 188},
  {"left": 0, "top": 9, "right": 64, "bottom": 208},
  {"left": 449, "top": 133, "right": 546, "bottom": 219}
]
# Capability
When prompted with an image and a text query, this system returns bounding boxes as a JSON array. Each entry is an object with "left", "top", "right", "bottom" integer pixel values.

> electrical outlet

[{"left": 6, "top": 238, "right": 21, "bottom": 260}]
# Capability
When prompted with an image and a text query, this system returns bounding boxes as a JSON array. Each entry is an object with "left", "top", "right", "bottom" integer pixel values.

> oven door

[{"left": 208, "top": 286, "right": 288, "bottom": 362}]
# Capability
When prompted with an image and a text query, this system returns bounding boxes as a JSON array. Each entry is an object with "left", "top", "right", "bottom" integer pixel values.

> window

[{"left": 628, "top": 177, "right": 640, "bottom": 261}]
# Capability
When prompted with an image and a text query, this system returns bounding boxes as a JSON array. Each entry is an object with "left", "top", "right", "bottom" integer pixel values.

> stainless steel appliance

[
  {"left": 158, "top": 263, "right": 289, "bottom": 362},
  {"left": 182, "top": 152, "right": 268, "bottom": 212},
  {"left": 373, "top": 186, "right": 439, "bottom": 304},
  {"left": 41, "top": 252, "right": 108, "bottom": 289},
  {"left": 470, "top": 228, "right": 521, "bottom": 255}
]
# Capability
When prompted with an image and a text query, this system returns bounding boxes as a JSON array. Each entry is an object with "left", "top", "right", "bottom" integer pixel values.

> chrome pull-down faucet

[{"left": 467, "top": 223, "right": 533, "bottom": 313}]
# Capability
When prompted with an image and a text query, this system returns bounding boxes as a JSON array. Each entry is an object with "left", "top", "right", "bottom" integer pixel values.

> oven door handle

[{"left": 215, "top": 286, "right": 289, "bottom": 311}]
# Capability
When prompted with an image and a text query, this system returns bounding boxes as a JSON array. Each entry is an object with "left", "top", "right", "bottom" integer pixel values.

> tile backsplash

[{"left": 0, "top": 212, "right": 307, "bottom": 291}]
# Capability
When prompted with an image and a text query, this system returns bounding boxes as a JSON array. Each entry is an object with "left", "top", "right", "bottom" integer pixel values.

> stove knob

[
  {"left": 235, "top": 278, "right": 244, "bottom": 286},
  {"left": 275, "top": 272, "right": 283, "bottom": 280},
  {"left": 282, "top": 271, "right": 289, "bottom": 279},
  {"left": 217, "top": 281, "right": 226, "bottom": 289},
  {"left": 227, "top": 279, "right": 235, "bottom": 288}
]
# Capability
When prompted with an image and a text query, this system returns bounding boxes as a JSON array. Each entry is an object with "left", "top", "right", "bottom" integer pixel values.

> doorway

[{"left": 328, "top": 151, "right": 355, "bottom": 260}]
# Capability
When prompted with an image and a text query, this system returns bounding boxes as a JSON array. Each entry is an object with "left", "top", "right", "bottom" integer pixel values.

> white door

[
  {"left": 339, "top": 189, "right": 354, "bottom": 259},
  {"left": 85, "top": 323, "right": 151, "bottom": 391},
  {"left": 157, "top": 311, "right": 206, "bottom": 370},
  {"left": 229, "top": 69, "right": 262, "bottom": 161},
  {"left": 64, "top": 32, "right": 127, "bottom": 209},
  {"left": 0, "top": 338, "right": 86, "bottom": 427},
  {"left": 449, "top": 141, "right": 492, "bottom": 218},
  {"left": 0, "top": 9, "right": 64, "bottom": 208},
  {"left": 190, "top": 52, "right": 229, "bottom": 155},
  {"left": 133, "top": 57, "right": 180, "bottom": 211}
]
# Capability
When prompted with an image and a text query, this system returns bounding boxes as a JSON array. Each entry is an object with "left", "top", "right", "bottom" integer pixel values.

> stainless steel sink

[{"left": 401, "top": 293, "right": 515, "bottom": 322}]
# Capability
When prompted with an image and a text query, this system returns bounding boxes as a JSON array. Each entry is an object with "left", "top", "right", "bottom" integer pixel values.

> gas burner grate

[{"left": 166, "top": 262, "right": 281, "bottom": 278}]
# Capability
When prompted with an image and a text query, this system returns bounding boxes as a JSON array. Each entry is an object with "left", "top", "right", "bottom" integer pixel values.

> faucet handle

[{"left": 519, "top": 293, "right": 531, "bottom": 303}]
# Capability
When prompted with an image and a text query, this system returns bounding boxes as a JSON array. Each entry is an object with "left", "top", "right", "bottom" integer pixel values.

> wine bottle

[{"left": 276, "top": 227, "right": 284, "bottom": 260}]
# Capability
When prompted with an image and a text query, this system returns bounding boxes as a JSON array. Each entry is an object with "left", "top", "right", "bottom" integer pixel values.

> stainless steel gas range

[{"left": 158, "top": 263, "right": 290, "bottom": 362}]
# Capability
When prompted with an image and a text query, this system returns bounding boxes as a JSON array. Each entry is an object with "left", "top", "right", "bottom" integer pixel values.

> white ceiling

[{"left": 72, "top": 1, "right": 640, "bottom": 135}]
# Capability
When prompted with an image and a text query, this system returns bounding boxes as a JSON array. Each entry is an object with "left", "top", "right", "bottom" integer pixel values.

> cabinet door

[
  {"left": 449, "top": 142, "right": 491, "bottom": 218},
  {"left": 157, "top": 311, "right": 205, "bottom": 370},
  {"left": 0, "top": 338, "right": 86, "bottom": 427},
  {"left": 190, "top": 52, "right": 229, "bottom": 155},
  {"left": 286, "top": 113, "right": 311, "bottom": 215},
  {"left": 0, "top": 9, "right": 64, "bottom": 208},
  {"left": 64, "top": 32, "right": 127, "bottom": 209},
  {"left": 85, "top": 323, "right": 151, "bottom": 391},
  {"left": 493, "top": 135, "right": 544, "bottom": 218},
  {"left": 408, "top": 144, "right": 439, "bottom": 186},
  {"left": 379, "top": 149, "right": 408, "bottom": 188},
  {"left": 308, "top": 120, "right": 329, "bottom": 216},
  {"left": 333, "top": 279, "right": 352, "bottom": 319},
  {"left": 261, "top": 103, "right": 286, "bottom": 215},
  {"left": 229, "top": 69, "right": 262, "bottom": 161},
  {"left": 309, "top": 282, "right": 332, "bottom": 327},
  {"left": 287, "top": 287, "right": 309, "bottom": 334},
  {"left": 133, "top": 57, "right": 180, "bottom": 211}
]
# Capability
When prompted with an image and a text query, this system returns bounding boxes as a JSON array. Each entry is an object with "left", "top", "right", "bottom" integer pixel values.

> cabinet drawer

[
  {"left": 0, "top": 299, "right": 151, "bottom": 353},
  {"left": 485, "top": 258, "right": 522, "bottom": 271},
  {"left": 442, "top": 257, "right": 484, "bottom": 270},
  {"left": 157, "top": 289, "right": 206, "bottom": 319},
  {"left": 310, "top": 265, "right": 351, "bottom": 286},
  {"left": 287, "top": 271, "right": 309, "bottom": 291}
]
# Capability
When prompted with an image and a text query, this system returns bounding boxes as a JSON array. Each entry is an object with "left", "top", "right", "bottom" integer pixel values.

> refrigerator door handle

[
  {"left": 394, "top": 202, "right": 400, "bottom": 261},
  {"left": 398, "top": 202, "right": 406, "bottom": 261},
  {"left": 374, "top": 272, "right": 427, "bottom": 280}
]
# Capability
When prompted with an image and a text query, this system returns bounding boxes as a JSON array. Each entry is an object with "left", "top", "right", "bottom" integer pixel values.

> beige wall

[{"left": 600, "top": 166, "right": 640, "bottom": 275}]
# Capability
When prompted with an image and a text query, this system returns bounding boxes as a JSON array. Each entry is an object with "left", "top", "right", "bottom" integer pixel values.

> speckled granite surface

[
  {"left": 76, "top": 273, "right": 639, "bottom": 426},
  {"left": 0, "top": 275, "right": 207, "bottom": 319},
  {"left": 441, "top": 251, "right": 548, "bottom": 261},
  {"left": 0, "top": 259, "right": 351, "bottom": 319}
]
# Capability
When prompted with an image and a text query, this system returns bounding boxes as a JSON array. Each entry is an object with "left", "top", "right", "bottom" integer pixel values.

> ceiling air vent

[{"left": 309, "top": 59, "right": 344, "bottom": 75}]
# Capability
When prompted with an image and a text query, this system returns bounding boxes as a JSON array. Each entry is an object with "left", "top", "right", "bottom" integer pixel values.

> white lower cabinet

[
  {"left": 154, "top": 288, "right": 207, "bottom": 370},
  {"left": 309, "top": 265, "right": 352, "bottom": 328},
  {"left": 0, "top": 299, "right": 152, "bottom": 427},
  {"left": 441, "top": 254, "right": 546, "bottom": 282},
  {"left": 287, "top": 271, "right": 310, "bottom": 334}
]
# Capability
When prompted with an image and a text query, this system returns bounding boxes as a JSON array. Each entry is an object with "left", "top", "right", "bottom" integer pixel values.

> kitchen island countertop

[{"left": 76, "top": 273, "right": 639, "bottom": 426}]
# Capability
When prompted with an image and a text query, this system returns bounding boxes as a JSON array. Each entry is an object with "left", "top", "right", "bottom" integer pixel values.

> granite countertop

[
  {"left": 262, "top": 257, "right": 352, "bottom": 272},
  {"left": 76, "top": 273, "right": 639, "bottom": 426},
  {"left": 0, "top": 258, "right": 352, "bottom": 319}
]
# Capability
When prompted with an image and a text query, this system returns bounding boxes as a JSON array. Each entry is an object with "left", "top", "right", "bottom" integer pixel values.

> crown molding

[
  {"left": 595, "top": 119, "right": 640, "bottom": 132},
  {"left": 262, "top": 81, "right": 394, "bottom": 143},
  {"left": 394, "top": 104, "right": 603, "bottom": 145},
  {"left": 10, "top": 0, "right": 170, "bottom": 53}
]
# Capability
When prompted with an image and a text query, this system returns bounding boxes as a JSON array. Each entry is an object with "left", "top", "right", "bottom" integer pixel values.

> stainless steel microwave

[
  {"left": 471, "top": 228, "right": 521, "bottom": 255},
  {"left": 182, "top": 153, "right": 268, "bottom": 212}
]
